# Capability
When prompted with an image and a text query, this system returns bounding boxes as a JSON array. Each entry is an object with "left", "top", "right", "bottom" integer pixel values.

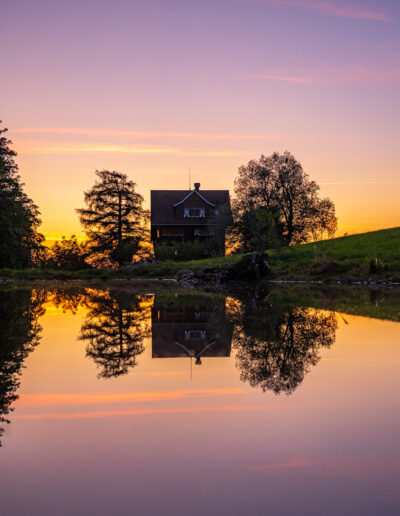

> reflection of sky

[
  {"left": 1, "top": 0, "right": 400, "bottom": 239},
  {"left": 1, "top": 301, "right": 400, "bottom": 515}
]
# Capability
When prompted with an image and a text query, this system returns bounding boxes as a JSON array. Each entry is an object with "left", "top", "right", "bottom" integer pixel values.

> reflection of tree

[
  {"left": 50, "top": 287, "right": 89, "bottom": 314},
  {"left": 234, "top": 306, "right": 337, "bottom": 395},
  {"left": 79, "top": 291, "right": 150, "bottom": 378},
  {"left": 0, "top": 289, "right": 44, "bottom": 445}
]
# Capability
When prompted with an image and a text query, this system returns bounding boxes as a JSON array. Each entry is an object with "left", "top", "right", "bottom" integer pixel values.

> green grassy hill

[
  {"left": 269, "top": 227, "right": 400, "bottom": 281},
  {"left": 1, "top": 227, "right": 399, "bottom": 282}
]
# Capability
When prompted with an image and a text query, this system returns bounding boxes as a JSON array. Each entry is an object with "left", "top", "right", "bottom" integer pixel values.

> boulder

[
  {"left": 177, "top": 253, "right": 269, "bottom": 285},
  {"left": 223, "top": 253, "right": 270, "bottom": 281}
]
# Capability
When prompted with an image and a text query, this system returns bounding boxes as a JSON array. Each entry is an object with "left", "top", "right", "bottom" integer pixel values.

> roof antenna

[{"left": 188, "top": 166, "right": 191, "bottom": 191}]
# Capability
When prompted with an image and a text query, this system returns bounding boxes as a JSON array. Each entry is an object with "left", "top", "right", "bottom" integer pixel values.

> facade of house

[{"left": 150, "top": 183, "right": 231, "bottom": 246}]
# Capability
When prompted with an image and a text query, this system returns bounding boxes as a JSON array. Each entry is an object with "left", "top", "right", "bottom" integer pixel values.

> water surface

[{"left": 0, "top": 285, "right": 399, "bottom": 515}]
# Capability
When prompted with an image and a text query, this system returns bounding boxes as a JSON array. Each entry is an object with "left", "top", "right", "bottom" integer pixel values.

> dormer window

[{"left": 184, "top": 208, "right": 206, "bottom": 218}]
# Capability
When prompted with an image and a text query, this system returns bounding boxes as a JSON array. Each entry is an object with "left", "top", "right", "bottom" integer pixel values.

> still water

[{"left": 0, "top": 284, "right": 399, "bottom": 515}]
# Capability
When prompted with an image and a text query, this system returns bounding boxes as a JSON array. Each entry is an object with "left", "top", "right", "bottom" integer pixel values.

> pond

[{"left": 0, "top": 283, "right": 399, "bottom": 515}]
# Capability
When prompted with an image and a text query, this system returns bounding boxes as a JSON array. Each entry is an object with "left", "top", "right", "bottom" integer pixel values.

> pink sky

[{"left": 1, "top": 0, "right": 399, "bottom": 238}]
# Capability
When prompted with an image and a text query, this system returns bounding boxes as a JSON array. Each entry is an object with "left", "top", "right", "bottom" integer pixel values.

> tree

[
  {"left": 233, "top": 151, "right": 337, "bottom": 247},
  {"left": 236, "top": 206, "right": 283, "bottom": 252},
  {"left": 77, "top": 170, "right": 148, "bottom": 266},
  {"left": 0, "top": 123, "right": 43, "bottom": 268},
  {"left": 46, "top": 235, "right": 90, "bottom": 270}
]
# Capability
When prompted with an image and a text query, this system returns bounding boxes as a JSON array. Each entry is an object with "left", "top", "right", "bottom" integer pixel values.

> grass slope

[
  {"left": 1, "top": 227, "right": 399, "bottom": 282},
  {"left": 269, "top": 227, "right": 400, "bottom": 281}
]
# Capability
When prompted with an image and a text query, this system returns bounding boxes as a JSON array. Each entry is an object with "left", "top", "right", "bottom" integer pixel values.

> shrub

[
  {"left": 154, "top": 239, "right": 223, "bottom": 262},
  {"left": 45, "top": 236, "right": 90, "bottom": 270}
]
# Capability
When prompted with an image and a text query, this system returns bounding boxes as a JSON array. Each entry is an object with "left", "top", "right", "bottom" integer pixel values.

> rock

[
  {"left": 119, "top": 263, "right": 138, "bottom": 273},
  {"left": 222, "top": 253, "right": 270, "bottom": 281},
  {"left": 177, "top": 269, "right": 195, "bottom": 280},
  {"left": 177, "top": 253, "right": 270, "bottom": 285}
]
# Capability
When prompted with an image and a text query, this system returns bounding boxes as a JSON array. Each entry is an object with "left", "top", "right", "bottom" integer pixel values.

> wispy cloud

[
  {"left": 247, "top": 74, "right": 309, "bottom": 84},
  {"left": 250, "top": 458, "right": 311, "bottom": 470},
  {"left": 12, "top": 128, "right": 285, "bottom": 141},
  {"left": 13, "top": 139, "right": 241, "bottom": 157},
  {"left": 242, "top": 0, "right": 390, "bottom": 21},
  {"left": 247, "top": 64, "right": 400, "bottom": 86}
]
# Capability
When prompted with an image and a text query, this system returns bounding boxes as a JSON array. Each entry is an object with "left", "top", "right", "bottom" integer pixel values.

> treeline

[{"left": 0, "top": 121, "right": 337, "bottom": 269}]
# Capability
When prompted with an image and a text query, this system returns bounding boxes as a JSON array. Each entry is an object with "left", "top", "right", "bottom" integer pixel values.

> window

[{"left": 184, "top": 207, "right": 206, "bottom": 218}]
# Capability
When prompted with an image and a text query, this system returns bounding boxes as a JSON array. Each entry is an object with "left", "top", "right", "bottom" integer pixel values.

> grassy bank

[
  {"left": 268, "top": 226, "right": 400, "bottom": 281},
  {"left": 1, "top": 227, "right": 399, "bottom": 282}
]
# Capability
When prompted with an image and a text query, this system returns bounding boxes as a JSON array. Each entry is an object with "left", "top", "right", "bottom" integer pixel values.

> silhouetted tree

[
  {"left": 0, "top": 289, "right": 44, "bottom": 445},
  {"left": 77, "top": 170, "right": 148, "bottom": 266},
  {"left": 79, "top": 291, "right": 150, "bottom": 378},
  {"left": 236, "top": 206, "right": 283, "bottom": 252},
  {"left": 234, "top": 306, "right": 337, "bottom": 394},
  {"left": 45, "top": 235, "right": 90, "bottom": 270},
  {"left": 0, "top": 123, "right": 44, "bottom": 268},
  {"left": 234, "top": 151, "right": 337, "bottom": 247}
]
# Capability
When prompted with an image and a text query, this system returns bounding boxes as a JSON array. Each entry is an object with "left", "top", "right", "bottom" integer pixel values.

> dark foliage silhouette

[
  {"left": 234, "top": 151, "right": 337, "bottom": 248},
  {"left": 234, "top": 305, "right": 337, "bottom": 394},
  {"left": 77, "top": 170, "right": 148, "bottom": 266},
  {"left": 79, "top": 291, "right": 150, "bottom": 378},
  {"left": 45, "top": 235, "right": 90, "bottom": 270},
  {"left": 0, "top": 289, "right": 44, "bottom": 445},
  {"left": 0, "top": 123, "right": 43, "bottom": 268}
]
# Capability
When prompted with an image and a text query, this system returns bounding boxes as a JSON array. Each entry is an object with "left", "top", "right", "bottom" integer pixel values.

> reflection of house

[
  {"left": 151, "top": 297, "right": 233, "bottom": 362},
  {"left": 150, "top": 183, "right": 231, "bottom": 246}
]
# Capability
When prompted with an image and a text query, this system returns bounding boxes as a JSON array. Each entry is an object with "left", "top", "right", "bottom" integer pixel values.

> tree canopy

[
  {"left": 0, "top": 123, "right": 43, "bottom": 268},
  {"left": 45, "top": 235, "right": 90, "bottom": 270},
  {"left": 233, "top": 151, "right": 337, "bottom": 247},
  {"left": 77, "top": 170, "right": 148, "bottom": 266}
]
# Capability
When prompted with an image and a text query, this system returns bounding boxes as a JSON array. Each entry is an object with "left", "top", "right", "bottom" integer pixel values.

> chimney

[{"left": 194, "top": 182, "right": 200, "bottom": 191}]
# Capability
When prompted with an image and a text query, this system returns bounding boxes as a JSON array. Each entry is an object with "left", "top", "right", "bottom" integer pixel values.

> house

[{"left": 150, "top": 183, "right": 231, "bottom": 248}]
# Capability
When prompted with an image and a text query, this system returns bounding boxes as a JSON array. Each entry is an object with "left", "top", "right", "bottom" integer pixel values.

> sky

[{"left": 2, "top": 0, "right": 400, "bottom": 239}]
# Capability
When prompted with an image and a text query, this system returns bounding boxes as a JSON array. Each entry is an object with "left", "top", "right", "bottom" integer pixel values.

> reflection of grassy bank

[{"left": 268, "top": 284, "right": 400, "bottom": 322}]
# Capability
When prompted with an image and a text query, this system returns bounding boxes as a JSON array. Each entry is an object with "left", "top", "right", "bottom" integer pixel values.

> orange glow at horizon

[{"left": 3, "top": 0, "right": 400, "bottom": 240}]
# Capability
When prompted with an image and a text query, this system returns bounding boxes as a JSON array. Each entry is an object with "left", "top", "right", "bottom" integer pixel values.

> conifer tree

[
  {"left": 77, "top": 170, "right": 148, "bottom": 266},
  {"left": 0, "top": 123, "right": 43, "bottom": 268}
]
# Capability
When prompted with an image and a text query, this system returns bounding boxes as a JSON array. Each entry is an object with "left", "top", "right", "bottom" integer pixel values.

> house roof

[
  {"left": 151, "top": 189, "right": 230, "bottom": 225},
  {"left": 174, "top": 189, "right": 216, "bottom": 207}
]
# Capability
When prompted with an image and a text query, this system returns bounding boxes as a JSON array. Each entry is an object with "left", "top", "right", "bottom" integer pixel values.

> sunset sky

[{"left": 2, "top": 0, "right": 400, "bottom": 239}]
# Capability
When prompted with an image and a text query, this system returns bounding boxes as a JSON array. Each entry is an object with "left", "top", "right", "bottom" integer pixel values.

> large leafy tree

[
  {"left": 234, "top": 151, "right": 337, "bottom": 247},
  {"left": 0, "top": 123, "right": 43, "bottom": 268},
  {"left": 77, "top": 170, "right": 148, "bottom": 266}
]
